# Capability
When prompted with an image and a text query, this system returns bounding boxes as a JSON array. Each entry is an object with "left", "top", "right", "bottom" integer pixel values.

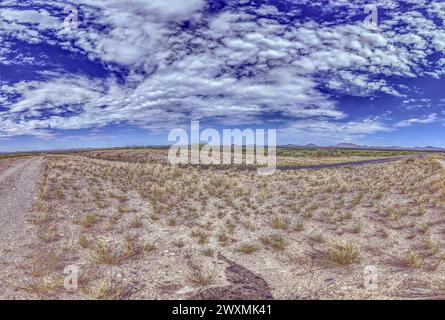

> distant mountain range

[
  {"left": 2, "top": 143, "right": 444, "bottom": 155},
  {"left": 284, "top": 143, "right": 445, "bottom": 151}
]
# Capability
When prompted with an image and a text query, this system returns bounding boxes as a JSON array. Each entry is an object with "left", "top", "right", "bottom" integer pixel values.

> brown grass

[{"left": 24, "top": 151, "right": 445, "bottom": 299}]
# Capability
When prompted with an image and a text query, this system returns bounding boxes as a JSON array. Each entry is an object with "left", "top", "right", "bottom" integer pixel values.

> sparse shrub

[
  {"left": 270, "top": 216, "right": 289, "bottom": 230},
  {"left": 384, "top": 207, "right": 400, "bottom": 221},
  {"left": 349, "top": 193, "right": 363, "bottom": 208},
  {"left": 260, "top": 234, "right": 287, "bottom": 251},
  {"left": 91, "top": 240, "right": 119, "bottom": 265},
  {"left": 79, "top": 234, "right": 91, "bottom": 248},
  {"left": 186, "top": 266, "right": 215, "bottom": 288},
  {"left": 374, "top": 192, "right": 383, "bottom": 200},
  {"left": 118, "top": 205, "right": 133, "bottom": 214},
  {"left": 218, "top": 232, "right": 229, "bottom": 246},
  {"left": 352, "top": 223, "right": 363, "bottom": 234},
  {"left": 191, "top": 230, "right": 209, "bottom": 245},
  {"left": 56, "top": 188, "right": 65, "bottom": 200},
  {"left": 417, "top": 206, "right": 426, "bottom": 216},
  {"left": 344, "top": 212, "right": 353, "bottom": 220},
  {"left": 302, "top": 211, "right": 314, "bottom": 219},
  {"left": 121, "top": 234, "right": 142, "bottom": 259},
  {"left": 404, "top": 251, "right": 423, "bottom": 268},
  {"left": 418, "top": 223, "right": 429, "bottom": 234},
  {"left": 327, "top": 242, "right": 360, "bottom": 266},
  {"left": 37, "top": 228, "right": 58, "bottom": 243},
  {"left": 294, "top": 221, "right": 305, "bottom": 232},
  {"left": 81, "top": 213, "right": 98, "bottom": 228},
  {"left": 202, "top": 248, "right": 214, "bottom": 257},
  {"left": 238, "top": 244, "right": 260, "bottom": 254},
  {"left": 22, "top": 274, "right": 64, "bottom": 295},
  {"left": 309, "top": 232, "right": 325, "bottom": 243},
  {"left": 424, "top": 237, "right": 442, "bottom": 257},
  {"left": 87, "top": 278, "right": 132, "bottom": 300},
  {"left": 172, "top": 239, "right": 185, "bottom": 248},
  {"left": 167, "top": 217, "right": 177, "bottom": 227},
  {"left": 143, "top": 242, "right": 156, "bottom": 253},
  {"left": 29, "top": 212, "right": 52, "bottom": 226},
  {"left": 129, "top": 215, "right": 143, "bottom": 228},
  {"left": 308, "top": 203, "right": 318, "bottom": 211}
]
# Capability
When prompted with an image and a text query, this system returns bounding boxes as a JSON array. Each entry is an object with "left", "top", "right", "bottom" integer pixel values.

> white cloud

[
  {"left": 395, "top": 113, "right": 439, "bottom": 127},
  {"left": 281, "top": 118, "right": 392, "bottom": 143},
  {"left": 0, "top": 8, "right": 60, "bottom": 28},
  {"left": 0, "top": 0, "right": 444, "bottom": 140}
]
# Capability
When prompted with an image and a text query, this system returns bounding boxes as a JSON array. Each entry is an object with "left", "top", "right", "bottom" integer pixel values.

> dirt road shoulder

[{"left": 0, "top": 157, "right": 44, "bottom": 299}]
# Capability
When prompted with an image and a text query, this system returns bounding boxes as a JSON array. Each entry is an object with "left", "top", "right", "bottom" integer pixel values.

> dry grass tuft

[
  {"left": 29, "top": 212, "right": 52, "bottom": 226},
  {"left": 327, "top": 242, "right": 360, "bottom": 267},
  {"left": 37, "top": 227, "right": 58, "bottom": 243},
  {"left": 238, "top": 243, "right": 260, "bottom": 254},
  {"left": 186, "top": 266, "right": 216, "bottom": 288},
  {"left": 129, "top": 215, "right": 143, "bottom": 228},
  {"left": 87, "top": 278, "right": 132, "bottom": 300},
  {"left": 270, "top": 216, "right": 290, "bottom": 230},
  {"left": 121, "top": 234, "right": 142, "bottom": 259},
  {"left": 79, "top": 234, "right": 92, "bottom": 248},
  {"left": 80, "top": 213, "right": 98, "bottom": 228},
  {"left": 404, "top": 251, "right": 423, "bottom": 268},
  {"left": 22, "top": 275, "right": 64, "bottom": 296},
  {"left": 260, "top": 234, "right": 288, "bottom": 251},
  {"left": 90, "top": 240, "right": 119, "bottom": 265},
  {"left": 23, "top": 150, "right": 445, "bottom": 299}
]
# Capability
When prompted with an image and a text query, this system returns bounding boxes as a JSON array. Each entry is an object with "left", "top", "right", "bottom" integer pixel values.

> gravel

[{"left": 0, "top": 157, "right": 44, "bottom": 299}]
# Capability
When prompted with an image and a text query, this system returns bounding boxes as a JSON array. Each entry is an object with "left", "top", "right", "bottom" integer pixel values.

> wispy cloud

[
  {"left": 281, "top": 118, "right": 392, "bottom": 144},
  {"left": 395, "top": 113, "right": 439, "bottom": 127}
]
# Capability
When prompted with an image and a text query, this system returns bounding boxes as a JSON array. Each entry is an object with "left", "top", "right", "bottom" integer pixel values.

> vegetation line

[{"left": 277, "top": 155, "right": 425, "bottom": 171}]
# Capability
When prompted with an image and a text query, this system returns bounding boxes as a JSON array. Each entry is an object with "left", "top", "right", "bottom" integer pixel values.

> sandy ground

[
  {"left": 0, "top": 157, "right": 44, "bottom": 299},
  {"left": 19, "top": 154, "right": 443, "bottom": 300},
  {"left": 0, "top": 154, "right": 443, "bottom": 299}
]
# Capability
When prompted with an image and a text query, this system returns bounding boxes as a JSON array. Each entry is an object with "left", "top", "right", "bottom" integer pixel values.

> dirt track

[
  {"left": 0, "top": 157, "right": 43, "bottom": 298},
  {"left": 277, "top": 155, "right": 424, "bottom": 171}
]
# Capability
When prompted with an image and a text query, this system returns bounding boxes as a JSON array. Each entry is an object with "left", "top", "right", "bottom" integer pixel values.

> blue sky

[{"left": 1, "top": 0, "right": 445, "bottom": 152}]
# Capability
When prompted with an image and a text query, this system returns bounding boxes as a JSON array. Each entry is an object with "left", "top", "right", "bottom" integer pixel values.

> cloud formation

[
  {"left": 0, "top": 0, "right": 444, "bottom": 143},
  {"left": 395, "top": 113, "right": 439, "bottom": 127}
]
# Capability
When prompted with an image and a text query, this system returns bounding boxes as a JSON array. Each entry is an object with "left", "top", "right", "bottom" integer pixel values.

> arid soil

[
  {"left": 1, "top": 153, "right": 444, "bottom": 300},
  {"left": 9, "top": 153, "right": 442, "bottom": 300},
  {"left": 0, "top": 157, "right": 44, "bottom": 299}
]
